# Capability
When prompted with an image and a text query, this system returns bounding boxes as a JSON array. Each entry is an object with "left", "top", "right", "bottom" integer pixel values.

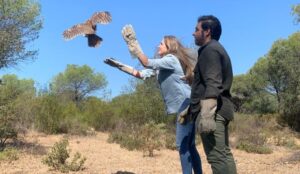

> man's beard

[{"left": 195, "top": 37, "right": 205, "bottom": 46}]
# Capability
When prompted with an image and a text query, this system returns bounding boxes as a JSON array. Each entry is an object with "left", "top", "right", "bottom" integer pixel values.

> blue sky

[{"left": 0, "top": 0, "right": 299, "bottom": 98}]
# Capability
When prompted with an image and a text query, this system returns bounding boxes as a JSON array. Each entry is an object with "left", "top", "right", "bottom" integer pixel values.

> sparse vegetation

[
  {"left": 236, "top": 142, "right": 272, "bottom": 154},
  {"left": 108, "top": 127, "right": 143, "bottom": 151},
  {"left": 165, "top": 133, "right": 177, "bottom": 150},
  {"left": 42, "top": 138, "right": 86, "bottom": 173},
  {"left": 0, "top": 147, "right": 19, "bottom": 161},
  {"left": 108, "top": 120, "right": 166, "bottom": 157},
  {"left": 140, "top": 121, "right": 165, "bottom": 157},
  {"left": 285, "top": 151, "right": 300, "bottom": 163},
  {"left": 0, "top": 2, "right": 299, "bottom": 173}
]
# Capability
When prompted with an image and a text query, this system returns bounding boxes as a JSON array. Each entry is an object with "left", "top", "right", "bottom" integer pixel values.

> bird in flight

[{"left": 63, "top": 11, "right": 112, "bottom": 47}]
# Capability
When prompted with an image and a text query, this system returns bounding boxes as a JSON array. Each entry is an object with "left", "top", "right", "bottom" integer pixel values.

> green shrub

[
  {"left": 0, "top": 125, "right": 17, "bottom": 151},
  {"left": 236, "top": 142, "right": 272, "bottom": 154},
  {"left": 108, "top": 121, "right": 166, "bottom": 157},
  {"left": 0, "top": 102, "right": 18, "bottom": 151},
  {"left": 163, "top": 115, "right": 179, "bottom": 150},
  {"left": 139, "top": 121, "right": 165, "bottom": 157},
  {"left": 112, "top": 78, "right": 166, "bottom": 126},
  {"left": 42, "top": 138, "right": 86, "bottom": 173},
  {"left": 273, "top": 129, "right": 300, "bottom": 150},
  {"left": 82, "top": 97, "right": 117, "bottom": 131},
  {"left": 34, "top": 94, "right": 90, "bottom": 135},
  {"left": 42, "top": 138, "right": 69, "bottom": 172},
  {"left": 68, "top": 152, "right": 86, "bottom": 172},
  {"left": 108, "top": 126, "right": 143, "bottom": 151},
  {"left": 0, "top": 147, "right": 19, "bottom": 161},
  {"left": 236, "top": 131, "right": 273, "bottom": 154},
  {"left": 59, "top": 102, "right": 90, "bottom": 135},
  {"left": 34, "top": 94, "right": 64, "bottom": 134},
  {"left": 231, "top": 113, "right": 300, "bottom": 152},
  {"left": 230, "top": 113, "right": 273, "bottom": 154},
  {"left": 59, "top": 118, "right": 90, "bottom": 136},
  {"left": 165, "top": 133, "right": 177, "bottom": 150}
]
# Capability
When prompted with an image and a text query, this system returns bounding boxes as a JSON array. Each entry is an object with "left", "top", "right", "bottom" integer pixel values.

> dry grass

[{"left": 0, "top": 131, "right": 299, "bottom": 174}]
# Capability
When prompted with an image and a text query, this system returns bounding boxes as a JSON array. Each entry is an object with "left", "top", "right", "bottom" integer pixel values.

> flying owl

[{"left": 63, "top": 11, "right": 112, "bottom": 47}]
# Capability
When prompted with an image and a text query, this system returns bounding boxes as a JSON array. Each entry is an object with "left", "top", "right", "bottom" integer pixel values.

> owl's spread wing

[
  {"left": 63, "top": 23, "right": 95, "bottom": 40},
  {"left": 90, "top": 11, "right": 112, "bottom": 25}
]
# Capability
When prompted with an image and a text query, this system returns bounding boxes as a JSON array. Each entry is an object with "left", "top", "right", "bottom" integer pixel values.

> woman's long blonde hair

[{"left": 163, "top": 35, "right": 195, "bottom": 85}]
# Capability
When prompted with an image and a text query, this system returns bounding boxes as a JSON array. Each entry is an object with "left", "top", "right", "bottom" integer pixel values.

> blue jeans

[{"left": 176, "top": 99, "right": 202, "bottom": 174}]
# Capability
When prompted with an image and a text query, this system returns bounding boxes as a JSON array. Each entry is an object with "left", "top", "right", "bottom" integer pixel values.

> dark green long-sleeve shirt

[{"left": 190, "top": 39, "right": 234, "bottom": 120}]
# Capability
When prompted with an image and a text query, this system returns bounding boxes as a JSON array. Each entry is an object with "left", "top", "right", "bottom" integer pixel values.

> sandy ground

[{"left": 0, "top": 131, "right": 299, "bottom": 174}]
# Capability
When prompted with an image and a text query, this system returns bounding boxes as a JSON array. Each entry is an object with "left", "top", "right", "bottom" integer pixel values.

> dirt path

[{"left": 0, "top": 131, "right": 299, "bottom": 174}]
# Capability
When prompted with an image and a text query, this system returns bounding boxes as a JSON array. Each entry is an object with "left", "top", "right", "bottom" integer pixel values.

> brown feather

[
  {"left": 90, "top": 11, "right": 112, "bottom": 25},
  {"left": 63, "top": 23, "right": 95, "bottom": 40},
  {"left": 62, "top": 11, "right": 111, "bottom": 47}
]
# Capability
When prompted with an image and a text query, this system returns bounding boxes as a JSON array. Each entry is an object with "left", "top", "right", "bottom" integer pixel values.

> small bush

[
  {"left": 273, "top": 132, "right": 300, "bottom": 150},
  {"left": 82, "top": 97, "right": 117, "bottom": 132},
  {"left": 68, "top": 152, "right": 86, "bottom": 172},
  {"left": 42, "top": 138, "right": 70, "bottom": 172},
  {"left": 0, "top": 147, "right": 19, "bottom": 161},
  {"left": 0, "top": 126, "right": 17, "bottom": 151},
  {"left": 108, "top": 121, "right": 166, "bottom": 157},
  {"left": 231, "top": 113, "right": 300, "bottom": 153},
  {"left": 163, "top": 115, "right": 178, "bottom": 150},
  {"left": 0, "top": 102, "right": 18, "bottom": 151},
  {"left": 274, "top": 135, "right": 300, "bottom": 150},
  {"left": 165, "top": 133, "right": 177, "bottom": 150},
  {"left": 236, "top": 141, "right": 272, "bottom": 154},
  {"left": 236, "top": 131, "right": 273, "bottom": 154},
  {"left": 230, "top": 113, "right": 273, "bottom": 154},
  {"left": 42, "top": 138, "right": 86, "bottom": 173},
  {"left": 285, "top": 151, "right": 300, "bottom": 163},
  {"left": 108, "top": 129, "right": 143, "bottom": 151},
  {"left": 34, "top": 94, "right": 64, "bottom": 134},
  {"left": 59, "top": 117, "right": 90, "bottom": 136},
  {"left": 139, "top": 121, "right": 165, "bottom": 157}
]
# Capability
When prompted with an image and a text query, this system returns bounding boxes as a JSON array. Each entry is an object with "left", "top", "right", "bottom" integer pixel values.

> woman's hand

[{"left": 121, "top": 25, "right": 144, "bottom": 58}]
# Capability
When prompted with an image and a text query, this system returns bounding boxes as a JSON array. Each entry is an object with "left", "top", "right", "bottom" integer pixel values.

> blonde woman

[{"left": 118, "top": 26, "right": 202, "bottom": 174}]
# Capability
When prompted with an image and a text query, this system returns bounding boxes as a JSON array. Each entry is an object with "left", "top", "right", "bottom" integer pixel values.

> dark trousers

[{"left": 200, "top": 114, "right": 237, "bottom": 174}]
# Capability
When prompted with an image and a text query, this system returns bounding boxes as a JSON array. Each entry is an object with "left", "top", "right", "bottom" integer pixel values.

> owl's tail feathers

[{"left": 87, "top": 34, "right": 102, "bottom": 47}]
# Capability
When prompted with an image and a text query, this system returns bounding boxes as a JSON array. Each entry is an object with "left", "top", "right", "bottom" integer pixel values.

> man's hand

[
  {"left": 121, "top": 24, "right": 144, "bottom": 58},
  {"left": 196, "top": 98, "right": 217, "bottom": 133}
]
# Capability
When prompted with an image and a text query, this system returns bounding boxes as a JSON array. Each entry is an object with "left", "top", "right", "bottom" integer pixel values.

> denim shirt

[{"left": 147, "top": 54, "right": 191, "bottom": 115}]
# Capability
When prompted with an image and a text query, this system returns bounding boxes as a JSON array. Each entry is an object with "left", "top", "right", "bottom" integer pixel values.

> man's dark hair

[{"left": 198, "top": 15, "right": 222, "bottom": 41}]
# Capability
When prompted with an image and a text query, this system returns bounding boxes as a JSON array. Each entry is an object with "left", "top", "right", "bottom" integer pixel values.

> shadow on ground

[{"left": 112, "top": 171, "right": 135, "bottom": 174}]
